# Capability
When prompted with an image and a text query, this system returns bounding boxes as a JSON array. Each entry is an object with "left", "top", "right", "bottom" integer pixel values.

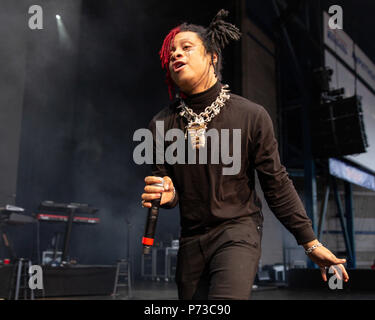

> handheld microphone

[{"left": 142, "top": 179, "right": 163, "bottom": 255}]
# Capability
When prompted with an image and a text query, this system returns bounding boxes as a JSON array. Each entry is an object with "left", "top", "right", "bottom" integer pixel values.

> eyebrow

[
  {"left": 171, "top": 39, "right": 195, "bottom": 49},
  {"left": 177, "top": 38, "right": 195, "bottom": 43}
]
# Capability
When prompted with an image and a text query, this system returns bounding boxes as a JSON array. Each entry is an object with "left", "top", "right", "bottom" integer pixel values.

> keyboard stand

[
  {"left": 61, "top": 206, "right": 77, "bottom": 264},
  {"left": 0, "top": 223, "right": 17, "bottom": 260}
]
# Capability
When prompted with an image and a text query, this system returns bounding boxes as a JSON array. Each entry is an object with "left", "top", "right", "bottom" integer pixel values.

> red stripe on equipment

[{"left": 142, "top": 237, "right": 154, "bottom": 246}]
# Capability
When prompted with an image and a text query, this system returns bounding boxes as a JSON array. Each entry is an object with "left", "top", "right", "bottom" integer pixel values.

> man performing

[{"left": 141, "top": 9, "right": 349, "bottom": 299}]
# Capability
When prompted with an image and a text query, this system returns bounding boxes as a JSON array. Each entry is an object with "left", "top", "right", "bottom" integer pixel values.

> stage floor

[{"left": 37, "top": 280, "right": 375, "bottom": 300}]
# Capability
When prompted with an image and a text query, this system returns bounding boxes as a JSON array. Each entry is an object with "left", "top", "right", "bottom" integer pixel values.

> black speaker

[{"left": 311, "top": 95, "right": 368, "bottom": 158}]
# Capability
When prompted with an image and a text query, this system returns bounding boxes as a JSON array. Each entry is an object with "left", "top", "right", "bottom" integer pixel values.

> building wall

[
  {"left": 241, "top": 1, "right": 375, "bottom": 270},
  {"left": 292, "top": 177, "right": 375, "bottom": 269},
  {"left": 240, "top": 1, "right": 284, "bottom": 266},
  {"left": 321, "top": 183, "right": 375, "bottom": 269}
]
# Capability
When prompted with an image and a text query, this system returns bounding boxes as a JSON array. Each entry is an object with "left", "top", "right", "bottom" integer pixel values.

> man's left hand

[{"left": 303, "top": 239, "right": 349, "bottom": 282}]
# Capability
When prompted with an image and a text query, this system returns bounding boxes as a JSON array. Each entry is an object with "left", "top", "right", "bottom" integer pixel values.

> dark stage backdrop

[{"left": 8, "top": 0, "right": 240, "bottom": 277}]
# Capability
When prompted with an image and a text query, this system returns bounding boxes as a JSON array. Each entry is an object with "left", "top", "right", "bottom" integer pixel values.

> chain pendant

[
  {"left": 186, "top": 121, "right": 206, "bottom": 149},
  {"left": 179, "top": 84, "right": 230, "bottom": 150}
]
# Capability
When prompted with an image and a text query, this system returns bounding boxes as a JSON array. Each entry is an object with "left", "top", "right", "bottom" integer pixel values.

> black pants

[{"left": 176, "top": 213, "right": 263, "bottom": 300}]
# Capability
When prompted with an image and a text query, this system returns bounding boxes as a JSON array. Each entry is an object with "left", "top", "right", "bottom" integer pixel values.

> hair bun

[{"left": 207, "top": 9, "right": 241, "bottom": 51}]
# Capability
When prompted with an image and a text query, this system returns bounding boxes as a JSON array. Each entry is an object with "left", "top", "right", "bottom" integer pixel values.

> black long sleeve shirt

[{"left": 148, "top": 81, "right": 316, "bottom": 245}]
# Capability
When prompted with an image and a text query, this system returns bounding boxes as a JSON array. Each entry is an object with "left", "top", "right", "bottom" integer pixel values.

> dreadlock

[{"left": 159, "top": 9, "right": 241, "bottom": 100}]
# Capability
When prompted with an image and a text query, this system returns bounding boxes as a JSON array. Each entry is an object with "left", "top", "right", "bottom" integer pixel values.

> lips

[{"left": 172, "top": 60, "right": 186, "bottom": 73}]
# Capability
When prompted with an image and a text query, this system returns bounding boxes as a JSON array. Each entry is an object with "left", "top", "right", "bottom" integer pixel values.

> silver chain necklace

[{"left": 177, "top": 84, "right": 230, "bottom": 149}]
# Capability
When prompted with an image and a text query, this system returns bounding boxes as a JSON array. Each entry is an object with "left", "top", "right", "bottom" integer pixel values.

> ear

[{"left": 212, "top": 53, "right": 218, "bottom": 66}]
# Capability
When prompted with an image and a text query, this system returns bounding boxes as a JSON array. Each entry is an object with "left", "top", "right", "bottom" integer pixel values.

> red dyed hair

[{"left": 159, "top": 26, "right": 180, "bottom": 100}]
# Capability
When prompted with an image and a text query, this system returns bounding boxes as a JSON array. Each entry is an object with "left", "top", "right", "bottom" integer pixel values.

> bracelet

[{"left": 305, "top": 242, "right": 323, "bottom": 255}]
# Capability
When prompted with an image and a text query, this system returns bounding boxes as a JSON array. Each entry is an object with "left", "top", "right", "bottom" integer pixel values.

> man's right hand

[{"left": 141, "top": 176, "right": 175, "bottom": 208}]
